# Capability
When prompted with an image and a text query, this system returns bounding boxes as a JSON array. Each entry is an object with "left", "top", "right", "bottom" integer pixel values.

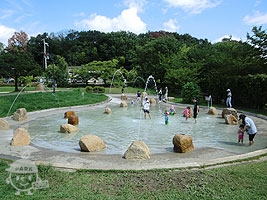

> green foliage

[
  {"left": 93, "top": 86, "right": 105, "bottom": 93},
  {"left": 181, "top": 82, "right": 202, "bottom": 103},
  {"left": 85, "top": 86, "right": 93, "bottom": 92}
]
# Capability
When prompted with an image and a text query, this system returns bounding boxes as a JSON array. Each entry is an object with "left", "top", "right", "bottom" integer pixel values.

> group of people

[
  {"left": 136, "top": 87, "right": 257, "bottom": 146},
  {"left": 225, "top": 89, "right": 257, "bottom": 145},
  {"left": 237, "top": 114, "right": 257, "bottom": 146}
]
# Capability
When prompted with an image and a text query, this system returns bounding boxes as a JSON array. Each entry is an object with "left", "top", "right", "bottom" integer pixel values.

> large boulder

[
  {"left": 60, "top": 124, "right": 78, "bottom": 133},
  {"left": 224, "top": 114, "right": 238, "bottom": 125},
  {"left": 124, "top": 140, "right": 151, "bottom": 160},
  {"left": 150, "top": 98, "right": 157, "bottom": 106},
  {"left": 35, "top": 83, "right": 45, "bottom": 91},
  {"left": 208, "top": 107, "right": 218, "bottom": 115},
  {"left": 10, "top": 128, "right": 30, "bottom": 146},
  {"left": 104, "top": 107, "right": 112, "bottom": 114},
  {"left": 173, "top": 134, "right": 194, "bottom": 153},
  {"left": 13, "top": 108, "right": 28, "bottom": 121},
  {"left": 121, "top": 95, "right": 127, "bottom": 100},
  {"left": 64, "top": 111, "right": 75, "bottom": 118},
  {"left": 0, "top": 118, "right": 10, "bottom": 130},
  {"left": 120, "top": 101, "right": 128, "bottom": 107},
  {"left": 68, "top": 115, "right": 79, "bottom": 125},
  {"left": 79, "top": 135, "right": 106, "bottom": 152},
  {"left": 222, "top": 108, "right": 238, "bottom": 119}
]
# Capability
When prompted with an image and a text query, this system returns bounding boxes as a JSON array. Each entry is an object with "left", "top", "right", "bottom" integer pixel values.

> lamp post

[{"left": 42, "top": 38, "right": 49, "bottom": 70}]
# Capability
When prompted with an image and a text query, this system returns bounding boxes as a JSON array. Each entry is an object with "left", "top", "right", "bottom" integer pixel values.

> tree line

[{"left": 0, "top": 27, "right": 266, "bottom": 109}]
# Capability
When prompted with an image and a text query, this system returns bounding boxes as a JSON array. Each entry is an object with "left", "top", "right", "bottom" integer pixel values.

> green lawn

[{"left": 0, "top": 158, "right": 266, "bottom": 199}]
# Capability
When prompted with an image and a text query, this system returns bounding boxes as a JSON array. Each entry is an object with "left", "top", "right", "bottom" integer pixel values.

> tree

[
  {"left": 7, "top": 31, "right": 28, "bottom": 52},
  {"left": 247, "top": 26, "right": 267, "bottom": 62},
  {"left": 2, "top": 31, "right": 41, "bottom": 91}
]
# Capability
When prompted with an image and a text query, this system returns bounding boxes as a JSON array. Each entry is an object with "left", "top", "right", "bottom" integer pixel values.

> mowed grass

[
  {"left": 0, "top": 158, "right": 267, "bottom": 200},
  {"left": 0, "top": 89, "right": 108, "bottom": 117}
]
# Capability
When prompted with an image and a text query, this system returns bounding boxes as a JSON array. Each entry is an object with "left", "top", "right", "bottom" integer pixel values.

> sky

[{"left": 0, "top": 0, "right": 267, "bottom": 46}]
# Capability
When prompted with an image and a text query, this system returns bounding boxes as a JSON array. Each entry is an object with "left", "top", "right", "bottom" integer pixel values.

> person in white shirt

[
  {"left": 239, "top": 114, "right": 257, "bottom": 146},
  {"left": 143, "top": 98, "right": 151, "bottom": 119}
]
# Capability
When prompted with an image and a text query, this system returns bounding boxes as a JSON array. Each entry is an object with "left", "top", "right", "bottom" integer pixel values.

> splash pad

[
  {"left": 1, "top": 74, "right": 267, "bottom": 170},
  {"left": 25, "top": 95, "right": 267, "bottom": 156}
]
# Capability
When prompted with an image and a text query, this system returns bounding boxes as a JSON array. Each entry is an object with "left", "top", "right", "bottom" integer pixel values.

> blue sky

[{"left": 0, "top": 0, "right": 267, "bottom": 45}]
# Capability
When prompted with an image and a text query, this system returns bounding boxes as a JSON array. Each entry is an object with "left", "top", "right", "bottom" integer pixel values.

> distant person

[
  {"left": 162, "top": 110, "right": 169, "bottom": 125},
  {"left": 238, "top": 124, "right": 245, "bottom": 144},
  {"left": 164, "top": 87, "right": 168, "bottom": 102},
  {"left": 192, "top": 97, "right": 199, "bottom": 123},
  {"left": 136, "top": 90, "right": 141, "bottom": 104},
  {"left": 239, "top": 114, "right": 257, "bottom": 146},
  {"left": 158, "top": 88, "right": 162, "bottom": 102},
  {"left": 226, "top": 89, "right": 232, "bottom": 108},
  {"left": 143, "top": 97, "right": 151, "bottom": 119},
  {"left": 183, "top": 106, "right": 191, "bottom": 121}
]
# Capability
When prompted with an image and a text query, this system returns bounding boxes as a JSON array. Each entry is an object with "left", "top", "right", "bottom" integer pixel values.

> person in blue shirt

[{"left": 239, "top": 114, "right": 257, "bottom": 146}]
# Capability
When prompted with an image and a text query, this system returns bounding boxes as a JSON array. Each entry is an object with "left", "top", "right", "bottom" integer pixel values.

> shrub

[
  {"left": 85, "top": 86, "right": 93, "bottom": 93},
  {"left": 93, "top": 86, "right": 105, "bottom": 93},
  {"left": 181, "top": 82, "right": 202, "bottom": 104}
]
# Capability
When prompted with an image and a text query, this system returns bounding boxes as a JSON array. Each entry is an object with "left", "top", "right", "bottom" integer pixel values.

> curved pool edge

[{"left": 1, "top": 94, "right": 267, "bottom": 170}]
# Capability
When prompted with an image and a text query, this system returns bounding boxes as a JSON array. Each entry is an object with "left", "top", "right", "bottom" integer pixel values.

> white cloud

[
  {"left": 75, "top": 6, "right": 147, "bottom": 34},
  {"left": 163, "top": 19, "right": 179, "bottom": 32},
  {"left": 243, "top": 11, "right": 267, "bottom": 25},
  {"left": 164, "top": 0, "right": 222, "bottom": 14},
  {"left": 0, "top": 25, "right": 16, "bottom": 45}
]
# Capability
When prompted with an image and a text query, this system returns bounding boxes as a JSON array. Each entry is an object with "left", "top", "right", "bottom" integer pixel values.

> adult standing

[
  {"left": 192, "top": 97, "right": 199, "bottom": 123},
  {"left": 164, "top": 87, "right": 168, "bottom": 102},
  {"left": 226, "top": 89, "right": 232, "bottom": 108},
  {"left": 239, "top": 114, "right": 257, "bottom": 145}
]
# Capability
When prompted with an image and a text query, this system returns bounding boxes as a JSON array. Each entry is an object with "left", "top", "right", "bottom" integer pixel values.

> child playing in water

[
  {"left": 238, "top": 124, "right": 245, "bottom": 144},
  {"left": 182, "top": 106, "right": 190, "bottom": 121},
  {"left": 162, "top": 110, "right": 170, "bottom": 125},
  {"left": 170, "top": 105, "right": 176, "bottom": 115}
]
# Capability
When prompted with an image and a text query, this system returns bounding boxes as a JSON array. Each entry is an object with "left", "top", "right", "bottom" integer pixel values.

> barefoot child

[
  {"left": 162, "top": 110, "right": 170, "bottom": 125},
  {"left": 238, "top": 124, "right": 245, "bottom": 144},
  {"left": 182, "top": 106, "right": 190, "bottom": 121}
]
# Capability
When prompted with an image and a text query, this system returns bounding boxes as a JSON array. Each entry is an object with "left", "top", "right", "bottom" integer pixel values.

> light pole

[{"left": 42, "top": 38, "right": 49, "bottom": 70}]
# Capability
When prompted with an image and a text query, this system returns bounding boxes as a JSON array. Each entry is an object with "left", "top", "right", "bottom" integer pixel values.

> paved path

[{"left": 1, "top": 94, "right": 267, "bottom": 170}]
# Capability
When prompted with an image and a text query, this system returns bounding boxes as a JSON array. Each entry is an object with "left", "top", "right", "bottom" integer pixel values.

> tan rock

[
  {"left": 208, "top": 107, "right": 218, "bottom": 115},
  {"left": 10, "top": 128, "right": 30, "bottom": 146},
  {"left": 150, "top": 98, "right": 157, "bottom": 106},
  {"left": 121, "top": 95, "right": 127, "bottom": 100},
  {"left": 68, "top": 115, "right": 79, "bottom": 125},
  {"left": 64, "top": 111, "right": 75, "bottom": 118},
  {"left": 173, "top": 134, "right": 194, "bottom": 153},
  {"left": 124, "top": 140, "right": 151, "bottom": 160},
  {"left": 13, "top": 108, "right": 28, "bottom": 121},
  {"left": 224, "top": 114, "right": 238, "bottom": 125},
  {"left": 60, "top": 124, "right": 78, "bottom": 133},
  {"left": 0, "top": 118, "right": 10, "bottom": 130},
  {"left": 35, "top": 83, "right": 45, "bottom": 91},
  {"left": 79, "top": 135, "right": 106, "bottom": 152},
  {"left": 104, "top": 107, "right": 112, "bottom": 114},
  {"left": 120, "top": 101, "right": 128, "bottom": 107},
  {"left": 222, "top": 108, "right": 237, "bottom": 119}
]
